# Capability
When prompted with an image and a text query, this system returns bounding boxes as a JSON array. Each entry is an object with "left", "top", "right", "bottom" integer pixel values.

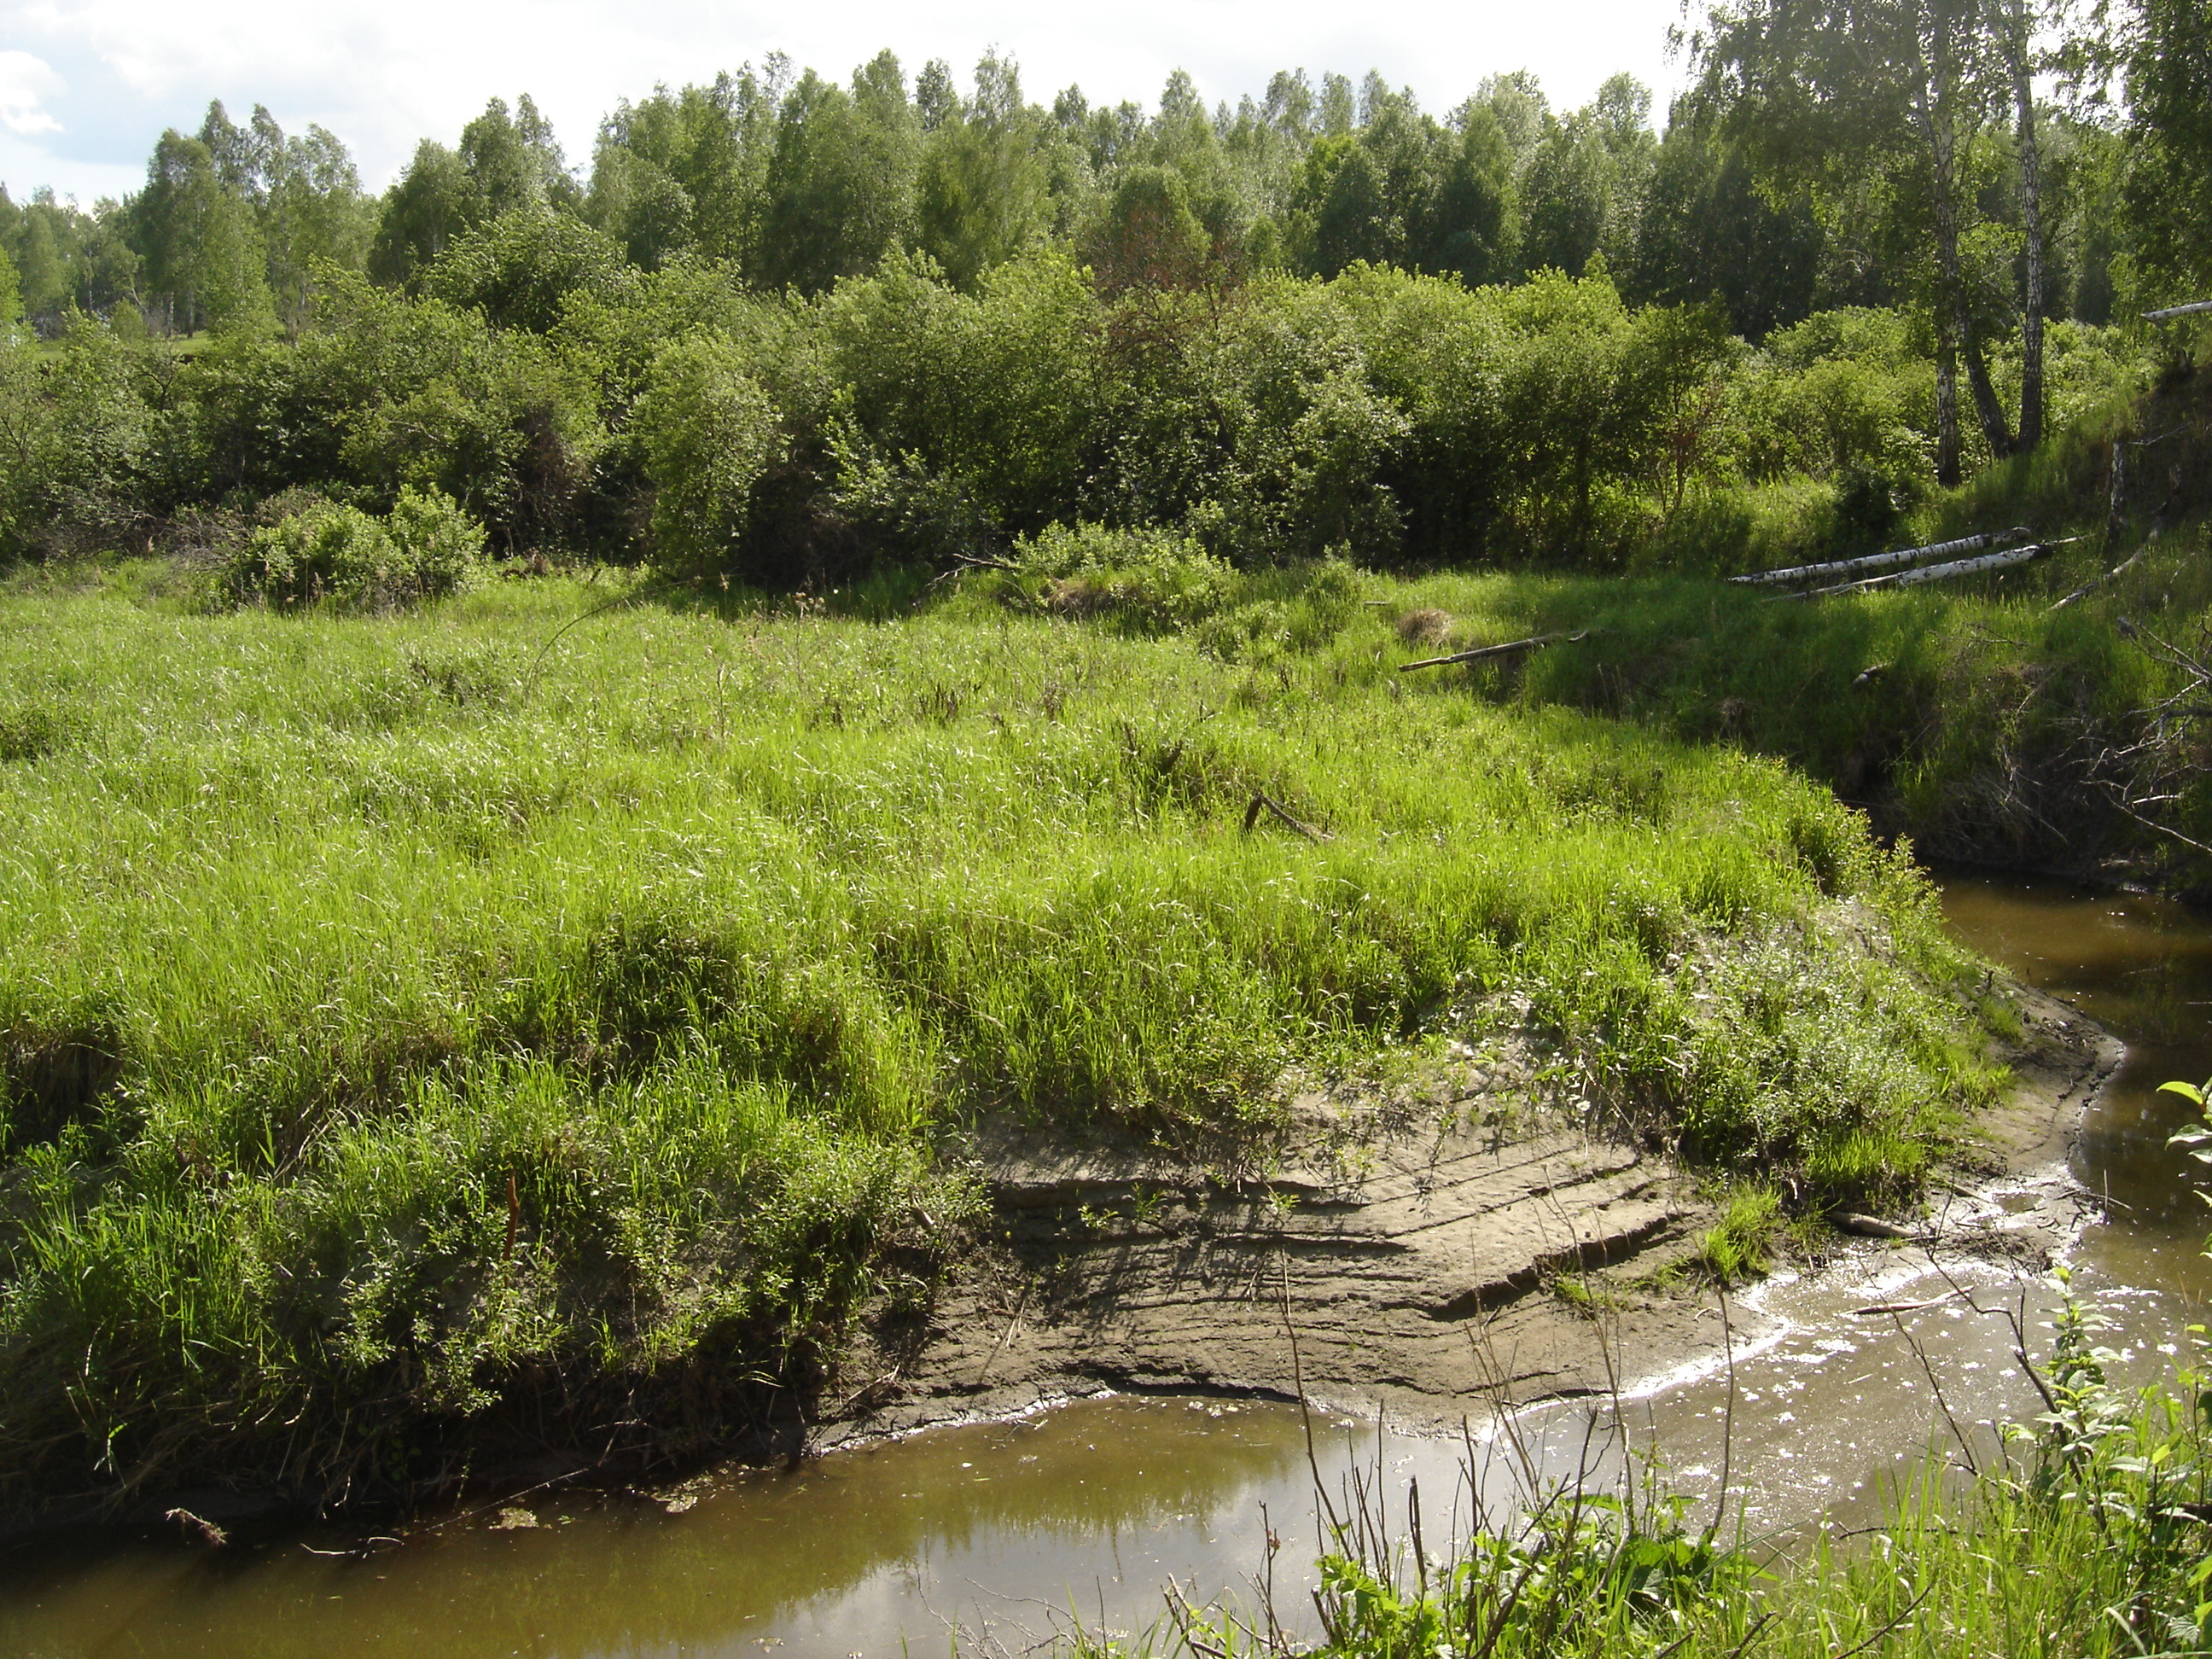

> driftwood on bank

[
  {"left": 1397, "top": 628, "right": 1593, "bottom": 671},
  {"left": 1730, "top": 527, "right": 2030, "bottom": 588},
  {"left": 1778, "top": 538, "right": 2067, "bottom": 600}
]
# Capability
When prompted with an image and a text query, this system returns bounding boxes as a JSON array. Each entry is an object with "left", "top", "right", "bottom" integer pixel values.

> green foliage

[
  {"left": 184, "top": 269, "right": 605, "bottom": 549},
  {"left": 632, "top": 334, "right": 785, "bottom": 576},
  {"left": 212, "top": 486, "right": 486, "bottom": 609},
  {"left": 0, "top": 315, "right": 156, "bottom": 562},
  {"left": 823, "top": 247, "right": 1101, "bottom": 560},
  {"left": 2124, "top": 0, "right": 2212, "bottom": 298},
  {"left": 1086, "top": 166, "right": 1215, "bottom": 294},
  {"left": 1004, "top": 522, "right": 1238, "bottom": 633},
  {"left": 915, "top": 53, "right": 1055, "bottom": 288},
  {"left": 1288, "top": 94, "right": 1516, "bottom": 284},
  {"left": 370, "top": 95, "right": 577, "bottom": 289},
  {"left": 421, "top": 207, "right": 637, "bottom": 333},
  {"left": 756, "top": 60, "right": 921, "bottom": 295},
  {"left": 1697, "top": 1182, "right": 1783, "bottom": 1281},
  {"left": 1304, "top": 1490, "right": 1751, "bottom": 1659}
]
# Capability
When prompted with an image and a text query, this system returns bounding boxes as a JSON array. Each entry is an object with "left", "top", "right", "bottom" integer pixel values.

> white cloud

[
  {"left": 0, "top": 0, "right": 1691, "bottom": 200},
  {"left": 0, "top": 49, "right": 63, "bottom": 136}
]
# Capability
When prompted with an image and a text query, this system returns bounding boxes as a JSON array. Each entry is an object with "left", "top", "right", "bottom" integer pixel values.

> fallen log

[
  {"left": 1398, "top": 628, "right": 1592, "bottom": 671},
  {"left": 1835, "top": 1212, "right": 1918, "bottom": 1241},
  {"left": 1781, "top": 539, "right": 2063, "bottom": 600},
  {"left": 1730, "top": 527, "right": 2030, "bottom": 588},
  {"left": 1848, "top": 1289, "right": 1960, "bottom": 1317}
]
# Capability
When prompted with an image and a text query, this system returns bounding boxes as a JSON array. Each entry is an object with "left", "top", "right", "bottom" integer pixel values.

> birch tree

[{"left": 1697, "top": 0, "right": 2052, "bottom": 477}]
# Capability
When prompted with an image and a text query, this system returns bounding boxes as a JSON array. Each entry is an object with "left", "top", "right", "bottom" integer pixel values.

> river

[{"left": 5, "top": 873, "right": 2209, "bottom": 1658}]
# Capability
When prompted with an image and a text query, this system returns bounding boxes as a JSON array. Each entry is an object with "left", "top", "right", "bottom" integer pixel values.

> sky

[{"left": 0, "top": 0, "right": 1696, "bottom": 207}]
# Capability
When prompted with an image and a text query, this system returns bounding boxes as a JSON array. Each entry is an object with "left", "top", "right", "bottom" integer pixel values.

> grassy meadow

[{"left": 0, "top": 554, "right": 2040, "bottom": 1506}]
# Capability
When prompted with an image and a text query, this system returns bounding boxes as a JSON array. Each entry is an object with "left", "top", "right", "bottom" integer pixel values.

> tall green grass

[
  {"left": 965, "top": 520, "right": 2212, "bottom": 884},
  {"left": 0, "top": 567, "right": 2000, "bottom": 1505}
]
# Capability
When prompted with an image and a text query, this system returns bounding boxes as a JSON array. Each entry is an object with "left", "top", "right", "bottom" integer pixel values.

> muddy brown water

[{"left": 4, "top": 873, "right": 2209, "bottom": 1658}]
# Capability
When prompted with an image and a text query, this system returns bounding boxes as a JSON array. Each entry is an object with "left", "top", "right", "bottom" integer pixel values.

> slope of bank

[{"left": 946, "top": 498, "right": 2212, "bottom": 894}]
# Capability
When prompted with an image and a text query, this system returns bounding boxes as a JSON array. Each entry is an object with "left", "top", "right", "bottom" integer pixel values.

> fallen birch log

[
  {"left": 1398, "top": 628, "right": 1592, "bottom": 671},
  {"left": 1730, "top": 527, "right": 2030, "bottom": 587},
  {"left": 2143, "top": 300, "right": 2212, "bottom": 321},
  {"left": 1781, "top": 539, "right": 2062, "bottom": 600}
]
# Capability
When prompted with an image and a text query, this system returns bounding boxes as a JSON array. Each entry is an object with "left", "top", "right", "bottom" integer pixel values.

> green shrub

[
  {"left": 632, "top": 334, "right": 786, "bottom": 579},
  {"left": 1697, "top": 1182, "right": 1782, "bottom": 1282},
  {"left": 1018, "top": 522, "right": 1237, "bottom": 633},
  {"left": 214, "top": 487, "right": 486, "bottom": 610}
]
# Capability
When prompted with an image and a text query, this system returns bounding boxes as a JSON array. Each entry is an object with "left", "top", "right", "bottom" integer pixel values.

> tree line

[{"left": 0, "top": 0, "right": 2203, "bottom": 580}]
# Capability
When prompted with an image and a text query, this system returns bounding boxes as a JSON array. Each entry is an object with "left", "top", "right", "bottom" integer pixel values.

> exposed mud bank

[{"left": 825, "top": 981, "right": 2119, "bottom": 1450}]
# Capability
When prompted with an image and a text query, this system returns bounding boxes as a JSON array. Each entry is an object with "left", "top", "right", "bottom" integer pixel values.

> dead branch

[
  {"left": 1835, "top": 1212, "right": 1918, "bottom": 1240},
  {"left": 1243, "top": 792, "right": 1332, "bottom": 843},
  {"left": 2049, "top": 533, "right": 2158, "bottom": 612},
  {"left": 1848, "top": 1289, "right": 1962, "bottom": 1318},
  {"left": 2143, "top": 300, "right": 2212, "bottom": 321},
  {"left": 1398, "top": 628, "right": 1593, "bottom": 671},
  {"left": 2117, "top": 615, "right": 2212, "bottom": 684},
  {"left": 2107, "top": 794, "right": 2212, "bottom": 859},
  {"left": 165, "top": 1508, "right": 228, "bottom": 1547}
]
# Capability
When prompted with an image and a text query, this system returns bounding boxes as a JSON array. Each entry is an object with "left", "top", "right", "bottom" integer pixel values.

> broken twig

[
  {"left": 1243, "top": 792, "right": 1332, "bottom": 843},
  {"left": 1398, "top": 629, "right": 1592, "bottom": 671}
]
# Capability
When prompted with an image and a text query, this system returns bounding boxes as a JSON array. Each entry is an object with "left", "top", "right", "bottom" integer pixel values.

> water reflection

[
  {"left": 0, "top": 1400, "right": 1346, "bottom": 1658},
  {"left": 1940, "top": 872, "right": 2212, "bottom": 1288}
]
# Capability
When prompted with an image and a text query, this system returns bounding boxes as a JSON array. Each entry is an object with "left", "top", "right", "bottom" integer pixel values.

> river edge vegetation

[
  {"left": 1, "top": 560, "right": 2018, "bottom": 1511},
  {"left": 1077, "top": 1281, "right": 2212, "bottom": 1657}
]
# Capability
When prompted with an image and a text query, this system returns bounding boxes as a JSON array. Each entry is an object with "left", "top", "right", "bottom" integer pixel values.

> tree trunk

[
  {"left": 1918, "top": 18, "right": 2012, "bottom": 466},
  {"left": 1962, "top": 328, "right": 2015, "bottom": 456},
  {"left": 1936, "top": 312, "right": 1963, "bottom": 486},
  {"left": 2008, "top": 6, "right": 2046, "bottom": 454}
]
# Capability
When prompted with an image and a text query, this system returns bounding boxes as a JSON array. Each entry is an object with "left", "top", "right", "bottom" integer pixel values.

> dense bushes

[{"left": 0, "top": 244, "right": 2154, "bottom": 580}]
